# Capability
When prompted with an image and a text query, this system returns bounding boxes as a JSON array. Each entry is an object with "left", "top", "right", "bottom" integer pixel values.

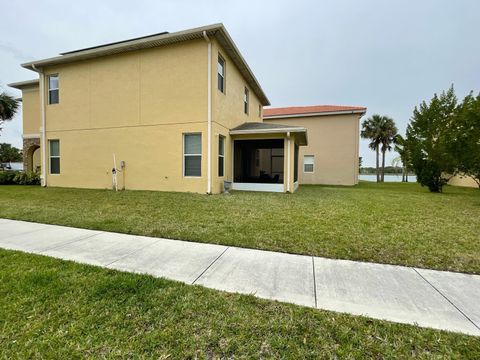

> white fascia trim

[
  {"left": 263, "top": 110, "right": 366, "bottom": 119},
  {"left": 230, "top": 128, "right": 306, "bottom": 135},
  {"left": 22, "top": 133, "right": 41, "bottom": 139},
  {"left": 286, "top": 135, "right": 291, "bottom": 193}
]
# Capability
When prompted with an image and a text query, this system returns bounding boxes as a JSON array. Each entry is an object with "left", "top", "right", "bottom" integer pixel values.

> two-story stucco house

[{"left": 9, "top": 23, "right": 365, "bottom": 193}]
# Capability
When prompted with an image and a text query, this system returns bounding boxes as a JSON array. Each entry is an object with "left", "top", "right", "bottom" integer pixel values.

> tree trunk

[
  {"left": 376, "top": 147, "right": 380, "bottom": 182},
  {"left": 381, "top": 148, "right": 386, "bottom": 182}
]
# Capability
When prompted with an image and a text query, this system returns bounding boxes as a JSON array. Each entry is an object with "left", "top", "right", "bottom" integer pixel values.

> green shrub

[
  {"left": 13, "top": 171, "right": 41, "bottom": 185},
  {"left": 0, "top": 171, "right": 18, "bottom": 185},
  {"left": 414, "top": 159, "right": 448, "bottom": 193}
]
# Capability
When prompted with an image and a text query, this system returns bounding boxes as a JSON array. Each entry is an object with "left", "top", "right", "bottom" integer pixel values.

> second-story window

[
  {"left": 244, "top": 87, "right": 249, "bottom": 114},
  {"left": 48, "top": 74, "right": 59, "bottom": 105},
  {"left": 217, "top": 55, "right": 225, "bottom": 93}
]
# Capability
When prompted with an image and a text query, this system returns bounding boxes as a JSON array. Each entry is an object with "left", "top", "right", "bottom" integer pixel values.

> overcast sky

[{"left": 1, "top": 0, "right": 479, "bottom": 166}]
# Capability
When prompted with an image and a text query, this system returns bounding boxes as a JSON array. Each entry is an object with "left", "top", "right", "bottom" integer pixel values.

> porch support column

[{"left": 286, "top": 132, "right": 291, "bottom": 193}]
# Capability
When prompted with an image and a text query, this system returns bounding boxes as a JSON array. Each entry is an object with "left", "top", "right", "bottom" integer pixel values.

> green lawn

[
  {"left": 1, "top": 249, "right": 478, "bottom": 358},
  {"left": 0, "top": 182, "right": 479, "bottom": 273}
]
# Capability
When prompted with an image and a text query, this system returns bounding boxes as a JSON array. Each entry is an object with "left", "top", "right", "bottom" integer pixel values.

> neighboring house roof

[
  {"left": 20, "top": 24, "right": 270, "bottom": 105},
  {"left": 230, "top": 122, "right": 307, "bottom": 145},
  {"left": 7, "top": 79, "right": 39, "bottom": 90},
  {"left": 263, "top": 105, "right": 367, "bottom": 119}
]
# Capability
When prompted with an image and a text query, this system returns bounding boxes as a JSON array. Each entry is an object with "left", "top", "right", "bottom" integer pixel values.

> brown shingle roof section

[
  {"left": 263, "top": 105, "right": 367, "bottom": 117},
  {"left": 231, "top": 122, "right": 305, "bottom": 132}
]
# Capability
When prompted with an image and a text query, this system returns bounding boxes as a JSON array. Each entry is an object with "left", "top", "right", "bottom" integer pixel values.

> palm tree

[
  {"left": 361, "top": 114, "right": 384, "bottom": 182},
  {"left": 378, "top": 116, "right": 398, "bottom": 182},
  {"left": 361, "top": 115, "right": 398, "bottom": 182},
  {"left": 0, "top": 92, "right": 20, "bottom": 133}
]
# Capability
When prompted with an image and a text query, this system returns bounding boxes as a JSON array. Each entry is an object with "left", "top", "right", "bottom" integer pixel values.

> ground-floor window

[
  {"left": 49, "top": 139, "right": 60, "bottom": 174},
  {"left": 304, "top": 155, "right": 314, "bottom": 173},
  {"left": 183, "top": 133, "right": 201, "bottom": 177},
  {"left": 218, "top": 135, "right": 225, "bottom": 177},
  {"left": 234, "top": 139, "right": 284, "bottom": 183}
]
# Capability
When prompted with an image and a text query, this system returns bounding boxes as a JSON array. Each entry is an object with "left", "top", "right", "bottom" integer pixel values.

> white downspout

[
  {"left": 33, "top": 64, "right": 47, "bottom": 187},
  {"left": 286, "top": 132, "right": 291, "bottom": 192},
  {"left": 203, "top": 31, "right": 212, "bottom": 194}
]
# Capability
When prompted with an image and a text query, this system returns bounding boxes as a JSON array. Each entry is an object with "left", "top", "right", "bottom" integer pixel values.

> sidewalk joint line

[
  {"left": 413, "top": 268, "right": 480, "bottom": 331},
  {"left": 312, "top": 256, "right": 317, "bottom": 308},
  {"left": 192, "top": 247, "right": 230, "bottom": 285},
  {"left": 39, "top": 232, "right": 102, "bottom": 253},
  {"left": 104, "top": 238, "right": 164, "bottom": 268}
]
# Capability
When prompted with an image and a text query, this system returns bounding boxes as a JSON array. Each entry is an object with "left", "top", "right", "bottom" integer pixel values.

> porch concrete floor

[{"left": 0, "top": 218, "right": 479, "bottom": 336}]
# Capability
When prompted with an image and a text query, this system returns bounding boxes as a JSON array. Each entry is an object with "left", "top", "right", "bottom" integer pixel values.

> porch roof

[{"left": 230, "top": 122, "right": 308, "bottom": 145}]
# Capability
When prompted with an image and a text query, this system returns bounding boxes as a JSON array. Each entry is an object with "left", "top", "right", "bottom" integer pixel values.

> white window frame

[
  {"left": 183, "top": 133, "right": 202, "bottom": 178},
  {"left": 49, "top": 139, "right": 60, "bottom": 175},
  {"left": 217, "top": 54, "right": 225, "bottom": 93},
  {"left": 303, "top": 155, "right": 314, "bottom": 173},
  {"left": 218, "top": 135, "right": 225, "bottom": 177},
  {"left": 48, "top": 74, "right": 59, "bottom": 105},
  {"left": 244, "top": 87, "right": 249, "bottom": 115}
]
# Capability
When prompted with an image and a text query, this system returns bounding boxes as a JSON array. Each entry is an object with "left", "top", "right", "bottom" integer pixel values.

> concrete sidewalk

[{"left": 0, "top": 218, "right": 479, "bottom": 336}]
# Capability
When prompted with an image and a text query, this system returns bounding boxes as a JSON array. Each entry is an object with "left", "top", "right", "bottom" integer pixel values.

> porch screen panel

[{"left": 234, "top": 139, "right": 284, "bottom": 183}]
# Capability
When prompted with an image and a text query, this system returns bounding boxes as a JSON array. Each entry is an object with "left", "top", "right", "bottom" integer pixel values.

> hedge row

[{"left": 0, "top": 171, "right": 41, "bottom": 185}]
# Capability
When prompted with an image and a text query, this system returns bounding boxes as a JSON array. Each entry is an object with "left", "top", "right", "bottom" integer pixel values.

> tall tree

[
  {"left": 447, "top": 92, "right": 480, "bottom": 188},
  {"left": 406, "top": 86, "right": 457, "bottom": 192},
  {"left": 361, "top": 114, "right": 383, "bottom": 182},
  {"left": 361, "top": 114, "right": 397, "bottom": 182},
  {"left": 378, "top": 116, "right": 398, "bottom": 182},
  {"left": 0, "top": 92, "right": 20, "bottom": 133}
]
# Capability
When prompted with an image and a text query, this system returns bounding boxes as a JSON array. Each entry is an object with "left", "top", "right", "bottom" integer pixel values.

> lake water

[{"left": 359, "top": 174, "right": 417, "bottom": 182}]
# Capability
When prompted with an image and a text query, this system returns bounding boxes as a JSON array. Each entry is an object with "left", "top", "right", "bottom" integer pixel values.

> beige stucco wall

[
  {"left": 40, "top": 40, "right": 209, "bottom": 192},
  {"left": 21, "top": 86, "right": 41, "bottom": 135},
  {"left": 43, "top": 40, "right": 207, "bottom": 132},
  {"left": 46, "top": 123, "right": 208, "bottom": 192},
  {"left": 448, "top": 174, "right": 478, "bottom": 188},
  {"left": 211, "top": 39, "right": 263, "bottom": 131},
  {"left": 264, "top": 114, "right": 361, "bottom": 186}
]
